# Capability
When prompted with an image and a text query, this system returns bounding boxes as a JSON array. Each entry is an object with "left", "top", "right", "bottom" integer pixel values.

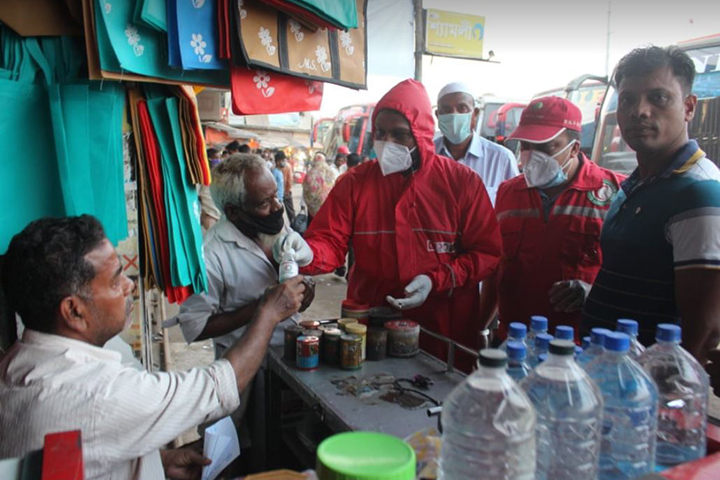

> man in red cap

[
  {"left": 478, "top": 97, "right": 624, "bottom": 342},
  {"left": 273, "top": 79, "right": 502, "bottom": 370}
]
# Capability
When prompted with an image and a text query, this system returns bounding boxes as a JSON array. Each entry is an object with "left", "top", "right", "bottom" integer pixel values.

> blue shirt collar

[
  {"left": 621, "top": 140, "right": 700, "bottom": 194},
  {"left": 437, "top": 133, "right": 483, "bottom": 161}
]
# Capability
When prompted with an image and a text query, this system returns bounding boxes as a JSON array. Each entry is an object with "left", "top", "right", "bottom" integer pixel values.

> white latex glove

[
  {"left": 386, "top": 275, "right": 432, "bottom": 310},
  {"left": 548, "top": 279, "right": 592, "bottom": 313},
  {"left": 272, "top": 231, "right": 314, "bottom": 267}
]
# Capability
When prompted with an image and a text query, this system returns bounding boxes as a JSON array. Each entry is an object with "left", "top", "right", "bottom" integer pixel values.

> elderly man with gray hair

[
  {"left": 434, "top": 82, "right": 519, "bottom": 204},
  {"left": 177, "top": 153, "right": 315, "bottom": 358}
]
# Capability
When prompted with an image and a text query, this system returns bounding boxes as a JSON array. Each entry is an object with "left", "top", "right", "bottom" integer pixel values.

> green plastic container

[{"left": 316, "top": 432, "right": 416, "bottom": 480}]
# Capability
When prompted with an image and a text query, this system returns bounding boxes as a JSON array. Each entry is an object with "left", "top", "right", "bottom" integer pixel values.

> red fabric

[
  {"left": 218, "top": 0, "right": 231, "bottom": 59},
  {"left": 231, "top": 65, "right": 323, "bottom": 115},
  {"left": 494, "top": 156, "right": 624, "bottom": 340},
  {"left": 258, "top": 0, "right": 339, "bottom": 30},
  {"left": 301, "top": 79, "right": 502, "bottom": 371},
  {"left": 137, "top": 100, "right": 192, "bottom": 304},
  {"left": 42, "top": 430, "right": 83, "bottom": 480}
]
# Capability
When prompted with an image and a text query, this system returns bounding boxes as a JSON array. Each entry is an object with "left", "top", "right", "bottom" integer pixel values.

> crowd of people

[{"left": 1, "top": 44, "right": 720, "bottom": 479}]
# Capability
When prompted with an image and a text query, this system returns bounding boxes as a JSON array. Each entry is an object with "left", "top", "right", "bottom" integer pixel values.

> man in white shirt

[
  {"left": 0, "top": 215, "right": 306, "bottom": 480},
  {"left": 434, "top": 82, "right": 519, "bottom": 204},
  {"left": 176, "top": 154, "right": 315, "bottom": 358}
]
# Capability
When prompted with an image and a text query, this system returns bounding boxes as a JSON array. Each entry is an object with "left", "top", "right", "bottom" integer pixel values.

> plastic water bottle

[
  {"left": 278, "top": 249, "right": 299, "bottom": 282},
  {"left": 555, "top": 325, "right": 574, "bottom": 341},
  {"left": 528, "top": 333, "right": 553, "bottom": 368},
  {"left": 638, "top": 324, "right": 709, "bottom": 469},
  {"left": 506, "top": 342, "right": 530, "bottom": 382},
  {"left": 499, "top": 322, "right": 528, "bottom": 352},
  {"left": 577, "top": 328, "right": 611, "bottom": 367},
  {"left": 585, "top": 332, "right": 659, "bottom": 479},
  {"left": 526, "top": 316, "right": 548, "bottom": 361},
  {"left": 439, "top": 349, "right": 536, "bottom": 480},
  {"left": 537, "top": 353, "right": 548, "bottom": 364},
  {"left": 616, "top": 319, "right": 646, "bottom": 359},
  {"left": 574, "top": 345, "right": 583, "bottom": 359},
  {"left": 521, "top": 340, "right": 604, "bottom": 480}
]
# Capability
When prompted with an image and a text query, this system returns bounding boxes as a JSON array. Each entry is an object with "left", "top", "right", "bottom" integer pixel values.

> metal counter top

[{"left": 266, "top": 346, "right": 465, "bottom": 439}]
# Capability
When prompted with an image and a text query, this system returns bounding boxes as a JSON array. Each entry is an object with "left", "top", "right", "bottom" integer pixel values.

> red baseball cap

[
  {"left": 337, "top": 145, "right": 350, "bottom": 154},
  {"left": 508, "top": 96, "right": 582, "bottom": 143}
]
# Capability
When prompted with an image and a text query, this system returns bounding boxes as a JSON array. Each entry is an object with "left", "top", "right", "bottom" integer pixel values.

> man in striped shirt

[
  {"left": 0, "top": 215, "right": 305, "bottom": 479},
  {"left": 582, "top": 46, "right": 720, "bottom": 363}
]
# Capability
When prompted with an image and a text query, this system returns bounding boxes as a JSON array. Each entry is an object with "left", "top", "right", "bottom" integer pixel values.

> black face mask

[{"left": 234, "top": 206, "right": 285, "bottom": 237}]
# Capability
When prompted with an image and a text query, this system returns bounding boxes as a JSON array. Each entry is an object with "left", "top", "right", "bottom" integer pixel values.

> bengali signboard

[{"left": 425, "top": 8, "right": 485, "bottom": 59}]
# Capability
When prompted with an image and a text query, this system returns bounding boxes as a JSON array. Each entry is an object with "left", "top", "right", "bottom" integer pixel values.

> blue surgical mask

[{"left": 438, "top": 113, "right": 473, "bottom": 145}]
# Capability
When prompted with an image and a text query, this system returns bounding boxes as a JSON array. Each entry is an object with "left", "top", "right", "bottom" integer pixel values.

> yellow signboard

[{"left": 425, "top": 9, "right": 485, "bottom": 59}]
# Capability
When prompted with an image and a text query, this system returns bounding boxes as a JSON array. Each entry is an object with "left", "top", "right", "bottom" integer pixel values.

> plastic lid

[
  {"left": 384, "top": 320, "right": 419, "bottom": 331},
  {"left": 590, "top": 328, "right": 611, "bottom": 346},
  {"left": 341, "top": 334, "right": 362, "bottom": 343},
  {"left": 535, "top": 333, "right": 554, "bottom": 351},
  {"left": 323, "top": 328, "right": 343, "bottom": 337},
  {"left": 656, "top": 323, "right": 681, "bottom": 342},
  {"left": 342, "top": 299, "right": 370, "bottom": 311},
  {"left": 478, "top": 349, "right": 508, "bottom": 367},
  {"left": 508, "top": 322, "right": 527, "bottom": 339},
  {"left": 549, "top": 339, "right": 576, "bottom": 356},
  {"left": 581, "top": 336, "right": 591, "bottom": 349},
  {"left": 338, "top": 318, "right": 359, "bottom": 326},
  {"left": 617, "top": 319, "right": 639, "bottom": 336},
  {"left": 346, "top": 323, "right": 367, "bottom": 334},
  {"left": 555, "top": 325, "right": 574, "bottom": 341},
  {"left": 530, "top": 315, "right": 548, "bottom": 332},
  {"left": 299, "top": 320, "right": 320, "bottom": 328},
  {"left": 316, "top": 432, "right": 416, "bottom": 480},
  {"left": 506, "top": 341, "right": 527, "bottom": 360},
  {"left": 604, "top": 332, "right": 630, "bottom": 352}
]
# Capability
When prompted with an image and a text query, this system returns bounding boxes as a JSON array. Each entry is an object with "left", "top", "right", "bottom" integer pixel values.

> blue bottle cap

[
  {"left": 538, "top": 353, "right": 548, "bottom": 363},
  {"left": 575, "top": 346, "right": 584, "bottom": 356},
  {"left": 604, "top": 332, "right": 631, "bottom": 352},
  {"left": 508, "top": 322, "right": 527, "bottom": 339},
  {"left": 506, "top": 341, "right": 527, "bottom": 360},
  {"left": 590, "top": 328, "right": 611, "bottom": 346},
  {"left": 656, "top": 323, "right": 681, "bottom": 342},
  {"left": 555, "top": 325, "right": 574, "bottom": 341},
  {"left": 581, "top": 336, "right": 591, "bottom": 349},
  {"left": 535, "top": 333, "right": 554, "bottom": 350},
  {"left": 617, "top": 319, "right": 639, "bottom": 336},
  {"left": 530, "top": 316, "right": 548, "bottom": 332}
]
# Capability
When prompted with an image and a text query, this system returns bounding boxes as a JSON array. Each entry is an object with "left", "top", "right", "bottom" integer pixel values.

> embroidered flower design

[
  {"left": 238, "top": 0, "right": 247, "bottom": 19},
  {"left": 253, "top": 71, "right": 270, "bottom": 89},
  {"left": 102, "top": 0, "right": 112, "bottom": 14},
  {"left": 191, "top": 0, "right": 206, "bottom": 8},
  {"left": 191, "top": 33, "right": 207, "bottom": 55},
  {"left": 125, "top": 25, "right": 144, "bottom": 57},
  {"left": 340, "top": 31, "right": 354, "bottom": 55},
  {"left": 315, "top": 45, "right": 331, "bottom": 72},
  {"left": 253, "top": 70, "right": 275, "bottom": 98},
  {"left": 306, "top": 81, "right": 322, "bottom": 95},
  {"left": 258, "top": 27, "right": 276, "bottom": 55},
  {"left": 289, "top": 20, "right": 304, "bottom": 42}
]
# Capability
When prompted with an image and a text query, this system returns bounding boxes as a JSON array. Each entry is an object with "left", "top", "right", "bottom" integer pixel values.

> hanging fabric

[
  {"left": 234, "top": 0, "right": 368, "bottom": 88},
  {"left": 231, "top": 64, "right": 322, "bottom": 114},
  {"left": 173, "top": 0, "right": 226, "bottom": 70}
]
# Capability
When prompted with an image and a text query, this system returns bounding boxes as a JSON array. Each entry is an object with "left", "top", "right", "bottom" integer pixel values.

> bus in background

[
  {"left": 312, "top": 104, "right": 375, "bottom": 161},
  {"left": 592, "top": 34, "right": 720, "bottom": 176},
  {"left": 532, "top": 74, "right": 608, "bottom": 155}
]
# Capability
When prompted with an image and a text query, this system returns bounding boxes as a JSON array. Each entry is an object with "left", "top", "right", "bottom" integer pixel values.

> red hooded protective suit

[{"left": 301, "top": 79, "right": 502, "bottom": 368}]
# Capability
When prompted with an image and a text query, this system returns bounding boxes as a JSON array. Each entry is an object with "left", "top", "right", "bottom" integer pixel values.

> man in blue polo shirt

[
  {"left": 434, "top": 82, "right": 519, "bottom": 204},
  {"left": 582, "top": 46, "right": 720, "bottom": 363}
]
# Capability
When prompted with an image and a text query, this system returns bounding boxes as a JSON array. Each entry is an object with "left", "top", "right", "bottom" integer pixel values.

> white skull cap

[{"left": 437, "top": 82, "right": 475, "bottom": 103}]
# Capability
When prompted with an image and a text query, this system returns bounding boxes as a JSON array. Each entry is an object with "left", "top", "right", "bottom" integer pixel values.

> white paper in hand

[{"left": 201, "top": 416, "right": 240, "bottom": 480}]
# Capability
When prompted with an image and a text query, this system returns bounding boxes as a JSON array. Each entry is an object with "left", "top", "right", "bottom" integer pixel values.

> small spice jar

[
  {"left": 322, "top": 328, "right": 343, "bottom": 365},
  {"left": 385, "top": 320, "right": 420, "bottom": 357},
  {"left": 341, "top": 299, "right": 370, "bottom": 326},
  {"left": 337, "top": 318, "right": 359, "bottom": 332},
  {"left": 366, "top": 327, "right": 388, "bottom": 361},
  {"left": 284, "top": 324, "right": 304, "bottom": 362},
  {"left": 299, "top": 320, "right": 320, "bottom": 330},
  {"left": 345, "top": 323, "right": 367, "bottom": 361},
  {"left": 340, "top": 334, "right": 362, "bottom": 370},
  {"left": 369, "top": 306, "right": 402, "bottom": 328},
  {"left": 296, "top": 335, "right": 320, "bottom": 370}
]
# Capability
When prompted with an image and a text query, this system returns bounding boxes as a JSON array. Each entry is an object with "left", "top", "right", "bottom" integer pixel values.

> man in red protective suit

[{"left": 272, "top": 79, "right": 502, "bottom": 369}]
